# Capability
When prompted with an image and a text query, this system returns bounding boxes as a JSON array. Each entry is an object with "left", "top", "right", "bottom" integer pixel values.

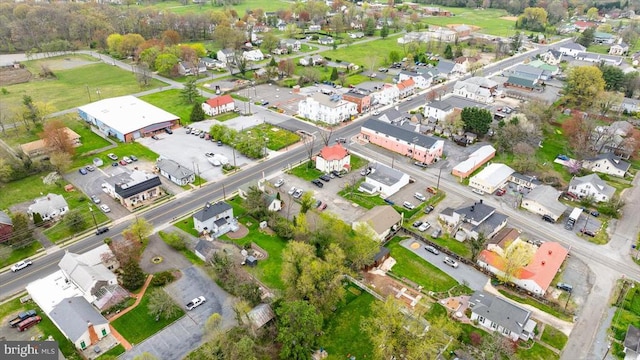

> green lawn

[
  {"left": 137, "top": 0, "right": 290, "bottom": 15},
  {"left": 173, "top": 216, "right": 200, "bottom": 237},
  {"left": 43, "top": 200, "right": 110, "bottom": 243},
  {"left": 287, "top": 161, "right": 325, "bottom": 181},
  {"left": 158, "top": 231, "right": 205, "bottom": 266},
  {"left": 586, "top": 44, "right": 611, "bottom": 54},
  {"left": 239, "top": 123, "right": 300, "bottom": 151},
  {"left": 338, "top": 181, "right": 389, "bottom": 210},
  {"left": 111, "top": 289, "right": 185, "bottom": 345},
  {"left": 319, "top": 286, "right": 376, "bottom": 359},
  {"left": 0, "top": 241, "right": 43, "bottom": 269},
  {"left": 86, "top": 142, "right": 160, "bottom": 169},
  {"left": 97, "top": 344, "right": 125, "bottom": 359},
  {"left": 541, "top": 325, "right": 568, "bottom": 351},
  {"left": 386, "top": 236, "right": 459, "bottom": 292},
  {"left": 349, "top": 154, "right": 367, "bottom": 170},
  {"left": 420, "top": 7, "right": 518, "bottom": 37},
  {"left": 498, "top": 289, "right": 573, "bottom": 321},
  {"left": 140, "top": 89, "right": 206, "bottom": 125},
  {"left": 515, "top": 342, "right": 559, "bottom": 360},
  {"left": 214, "top": 112, "right": 241, "bottom": 122},
  {"left": 430, "top": 234, "right": 472, "bottom": 259},
  {"left": 320, "top": 35, "right": 405, "bottom": 69},
  {"left": 2, "top": 56, "right": 165, "bottom": 113}
]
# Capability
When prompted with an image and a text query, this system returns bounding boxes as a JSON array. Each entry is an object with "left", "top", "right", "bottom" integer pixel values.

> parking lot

[
  {"left": 137, "top": 130, "right": 252, "bottom": 182},
  {"left": 235, "top": 83, "right": 306, "bottom": 116}
]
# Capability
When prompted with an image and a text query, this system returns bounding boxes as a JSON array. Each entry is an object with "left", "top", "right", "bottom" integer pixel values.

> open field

[
  {"left": 320, "top": 35, "right": 405, "bottom": 69},
  {"left": 140, "top": 90, "right": 207, "bottom": 125},
  {"left": 135, "top": 0, "right": 291, "bottom": 15},
  {"left": 240, "top": 123, "right": 301, "bottom": 151},
  {"left": 1, "top": 55, "right": 165, "bottom": 114},
  {"left": 421, "top": 7, "right": 517, "bottom": 37}
]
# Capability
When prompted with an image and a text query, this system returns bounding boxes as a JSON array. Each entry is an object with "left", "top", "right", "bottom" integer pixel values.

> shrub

[
  {"left": 159, "top": 231, "right": 187, "bottom": 251},
  {"left": 101, "top": 297, "right": 135, "bottom": 316},
  {"left": 151, "top": 270, "right": 176, "bottom": 287}
]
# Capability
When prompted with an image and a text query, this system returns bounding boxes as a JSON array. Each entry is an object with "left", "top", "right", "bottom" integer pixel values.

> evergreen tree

[
  {"left": 181, "top": 78, "right": 199, "bottom": 104},
  {"left": 190, "top": 103, "right": 206, "bottom": 122},
  {"left": 444, "top": 44, "right": 454, "bottom": 59},
  {"left": 121, "top": 261, "right": 146, "bottom": 291},
  {"left": 454, "top": 47, "right": 463, "bottom": 58},
  {"left": 380, "top": 25, "right": 389, "bottom": 39},
  {"left": 330, "top": 67, "right": 338, "bottom": 81},
  {"left": 32, "top": 212, "right": 43, "bottom": 226}
]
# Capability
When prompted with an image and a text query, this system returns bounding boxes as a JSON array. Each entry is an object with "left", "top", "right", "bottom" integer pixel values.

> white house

[
  {"left": 217, "top": 49, "right": 235, "bottom": 64},
  {"left": 568, "top": 173, "right": 615, "bottom": 202},
  {"left": 438, "top": 200, "right": 508, "bottom": 241},
  {"left": 299, "top": 55, "right": 325, "bottom": 66},
  {"left": 452, "top": 77, "right": 497, "bottom": 103},
  {"left": 49, "top": 297, "right": 111, "bottom": 351},
  {"left": 298, "top": 93, "right": 357, "bottom": 125},
  {"left": 396, "top": 78, "right": 416, "bottom": 98},
  {"left": 541, "top": 49, "right": 563, "bottom": 65},
  {"left": 315, "top": 143, "right": 351, "bottom": 173},
  {"left": 582, "top": 153, "right": 630, "bottom": 178},
  {"left": 469, "top": 163, "right": 515, "bottom": 194},
  {"left": 318, "top": 36, "right": 334, "bottom": 45},
  {"left": 264, "top": 193, "right": 282, "bottom": 212},
  {"left": 177, "top": 60, "right": 207, "bottom": 76},
  {"left": 365, "top": 163, "right": 410, "bottom": 198},
  {"left": 398, "top": 71, "right": 432, "bottom": 89},
  {"left": 373, "top": 84, "right": 400, "bottom": 105},
  {"left": 424, "top": 95, "right": 491, "bottom": 121},
  {"left": 202, "top": 95, "right": 235, "bottom": 116},
  {"left": 452, "top": 145, "right": 496, "bottom": 179},
  {"left": 521, "top": 185, "right": 566, "bottom": 221},
  {"left": 557, "top": 42, "right": 586, "bottom": 57},
  {"left": 192, "top": 201, "right": 238, "bottom": 236},
  {"left": 156, "top": 158, "right": 195, "bottom": 186},
  {"left": 469, "top": 291, "right": 537, "bottom": 341},
  {"left": 27, "top": 193, "right": 69, "bottom": 221},
  {"left": 352, "top": 206, "right": 403, "bottom": 242},
  {"left": 243, "top": 49, "right": 264, "bottom": 61},
  {"left": 609, "top": 39, "right": 629, "bottom": 56}
]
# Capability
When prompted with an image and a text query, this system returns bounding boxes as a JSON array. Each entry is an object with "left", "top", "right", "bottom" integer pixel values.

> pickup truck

[
  {"left": 186, "top": 296, "right": 206, "bottom": 311},
  {"left": 10, "top": 259, "right": 32, "bottom": 272},
  {"left": 9, "top": 310, "right": 37, "bottom": 327}
]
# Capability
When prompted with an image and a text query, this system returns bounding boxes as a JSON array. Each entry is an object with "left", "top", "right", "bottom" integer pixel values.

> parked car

[
  {"left": 186, "top": 296, "right": 206, "bottom": 310},
  {"left": 312, "top": 179, "right": 324, "bottom": 188},
  {"left": 495, "top": 188, "right": 506, "bottom": 196},
  {"left": 580, "top": 229, "right": 596, "bottom": 237},
  {"left": 414, "top": 193, "right": 426, "bottom": 201},
  {"left": 556, "top": 282, "right": 573, "bottom": 292},
  {"left": 293, "top": 189, "right": 304, "bottom": 199},
  {"left": 90, "top": 195, "right": 101, "bottom": 204},
  {"left": 412, "top": 220, "right": 423, "bottom": 228},
  {"left": 319, "top": 174, "right": 331, "bottom": 182},
  {"left": 100, "top": 204, "right": 111, "bottom": 213},
  {"left": 471, "top": 188, "right": 485, "bottom": 195},
  {"left": 123, "top": 156, "right": 132, "bottom": 164},
  {"left": 288, "top": 187, "right": 297, "bottom": 195},
  {"left": 186, "top": 127, "right": 192, "bottom": 134},
  {"left": 443, "top": 257, "right": 459, "bottom": 268},
  {"left": 218, "top": 140, "right": 223, "bottom": 146},
  {"left": 107, "top": 153, "right": 118, "bottom": 161},
  {"left": 424, "top": 205, "right": 434, "bottom": 214},
  {"left": 95, "top": 227, "right": 109, "bottom": 235},
  {"left": 331, "top": 170, "right": 343, "bottom": 178},
  {"left": 119, "top": 160, "right": 128, "bottom": 166},
  {"left": 403, "top": 201, "right": 415, "bottom": 210},
  {"left": 111, "top": 162, "right": 118, "bottom": 167},
  {"left": 93, "top": 158, "right": 103, "bottom": 167},
  {"left": 431, "top": 228, "right": 442, "bottom": 239},
  {"left": 151, "top": 135, "right": 159, "bottom": 140},
  {"left": 130, "top": 155, "right": 138, "bottom": 162},
  {"left": 318, "top": 203, "right": 327, "bottom": 211},
  {"left": 590, "top": 210, "right": 600, "bottom": 217},
  {"left": 542, "top": 214, "right": 555, "bottom": 223},
  {"left": 425, "top": 245, "right": 440, "bottom": 255},
  {"left": 418, "top": 222, "right": 431, "bottom": 232},
  {"left": 17, "top": 316, "right": 42, "bottom": 332},
  {"left": 200, "top": 132, "right": 205, "bottom": 138},
  {"left": 164, "top": 127, "right": 173, "bottom": 134},
  {"left": 335, "top": 137, "right": 347, "bottom": 144},
  {"left": 426, "top": 187, "right": 438, "bottom": 194},
  {"left": 11, "top": 259, "right": 33, "bottom": 272},
  {"left": 8, "top": 310, "right": 37, "bottom": 327},
  {"left": 78, "top": 168, "right": 88, "bottom": 175},
  {"left": 384, "top": 198, "right": 395, "bottom": 206},
  {"left": 274, "top": 179, "right": 285, "bottom": 188},
  {"left": 414, "top": 161, "right": 428, "bottom": 168},
  {"left": 372, "top": 110, "right": 380, "bottom": 116},
  {"left": 85, "top": 165, "right": 95, "bottom": 172}
]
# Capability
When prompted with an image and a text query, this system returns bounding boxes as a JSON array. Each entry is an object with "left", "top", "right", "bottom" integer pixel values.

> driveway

[
  {"left": 139, "top": 233, "right": 192, "bottom": 274},
  {"left": 399, "top": 237, "right": 489, "bottom": 291},
  {"left": 121, "top": 265, "right": 236, "bottom": 360}
]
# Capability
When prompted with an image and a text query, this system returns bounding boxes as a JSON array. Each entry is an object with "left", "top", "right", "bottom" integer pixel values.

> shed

[
  {"left": 246, "top": 303, "right": 275, "bottom": 330},
  {"left": 245, "top": 256, "right": 257, "bottom": 267}
]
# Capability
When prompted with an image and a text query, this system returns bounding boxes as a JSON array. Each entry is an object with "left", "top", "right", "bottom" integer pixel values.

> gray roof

[
  {"left": 587, "top": 153, "right": 631, "bottom": 172},
  {"left": 560, "top": 42, "right": 586, "bottom": 51},
  {"left": 29, "top": 193, "right": 68, "bottom": 216},
  {"left": 625, "top": 325, "right": 640, "bottom": 353},
  {"left": 193, "top": 201, "right": 232, "bottom": 222},
  {"left": 368, "top": 163, "right": 406, "bottom": 186},
  {"left": 194, "top": 240, "right": 217, "bottom": 260},
  {"left": 0, "top": 210, "right": 11, "bottom": 226},
  {"left": 472, "top": 212, "right": 508, "bottom": 236},
  {"left": 428, "top": 95, "right": 492, "bottom": 112},
  {"left": 157, "top": 158, "right": 194, "bottom": 180},
  {"left": 49, "top": 296, "right": 108, "bottom": 342},
  {"left": 359, "top": 182, "right": 377, "bottom": 191},
  {"left": 455, "top": 201, "right": 495, "bottom": 223},
  {"left": 510, "top": 172, "right": 542, "bottom": 186},
  {"left": 436, "top": 59, "right": 455, "bottom": 74},
  {"left": 362, "top": 119, "right": 440, "bottom": 149},
  {"left": 246, "top": 303, "right": 275, "bottom": 329},
  {"left": 59, "top": 251, "right": 115, "bottom": 293},
  {"left": 377, "top": 108, "right": 406, "bottom": 123},
  {"left": 470, "top": 291, "right": 531, "bottom": 335},
  {"left": 440, "top": 207, "right": 455, "bottom": 217},
  {"left": 547, "top": 49, "right": 562, "bottom": 58},
  {"left": 569, "top": 173, "right": 615, "bottom": 198},
  {"left": 524, "top": 185, "right": 566, "bottom": 215}
]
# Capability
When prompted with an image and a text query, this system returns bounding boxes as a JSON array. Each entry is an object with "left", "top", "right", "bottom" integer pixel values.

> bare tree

[
  {"left": 318, "top": 128, "right": 334, "bottom": 146},
  {"left": 302, "top": 134, "right": 316, "bottom": 167}
]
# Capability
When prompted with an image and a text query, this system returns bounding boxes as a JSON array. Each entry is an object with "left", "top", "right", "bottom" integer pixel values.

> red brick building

[{"left": 342, "top": 91, "right": 371, "bottom": 114}]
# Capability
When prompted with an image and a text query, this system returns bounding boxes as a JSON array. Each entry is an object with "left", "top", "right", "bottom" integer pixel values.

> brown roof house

[
  {"left": 20, "top": 127, "right": 81, "bottom": 158},
  {"left": 352, "top": 205, "right": 403, "bottom": 241}
]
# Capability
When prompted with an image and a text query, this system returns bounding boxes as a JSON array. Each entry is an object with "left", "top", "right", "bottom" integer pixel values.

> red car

[
  {"left": 119, "top": 160, "right": 128, "bottom": 166},
  {"left": 495, "top": 188, "right": 506, "bottom": 196}
]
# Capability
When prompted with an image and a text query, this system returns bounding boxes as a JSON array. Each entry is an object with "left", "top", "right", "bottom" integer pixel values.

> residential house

[
  {"left": 469, "top": 163, "right": 515, "bottom": 194},
  {"left": 177, "top": 60, "right": 207, "bottom": 76},
  {"left": 308, "top": 24, "right": 321, "bottom": 32},
  {"left": 20, "top": 128, "right": 82, "bottom": 158},
  {"left": 298, "top": 93, "right": 357, "bottom": 125},
  {"left": 504, "top": 75, "right": 537, "bottom": 91},
  {"left": 264, "top": 193, "right": 282, "bottom": 212},
  {"left": 156, "top": 158, "right": 195, "bottom": 186},
  {"left": 366, "top": 246, "right": 391, "bottom": 270},
  {"left": 436, "top": 59, "right": 456, "bottom": 77},
  {"left": 424, "top": 95, "right": 492, "bottom": 121},
  {"left": 365, "top": 163, "right": 411, "bottom": 198},
  {"left": 486, "top": 227, "right": 521, "bottom": 256},
  {"left": 452, "top": 145, "right": 496, "bottom": 179},
  {"left": 194, "top": 240, "right": 217, "bottom": 262},
  {"left": 342, "top": 90, "right": 371, "bottom": 113},
  {"left": 617, "top": 97, "right": 640, "bottom": 113},
  {"left": 299, "top": 55, "right": 325, "bottom": 66},
  {"left": 398, "top": 71, "right": 431, "bottom": 89},
  {"left": 568, "top": 173, "right": 615, "bottom": 202},
  {"left": 594, "top": 31, "right": 615, "bottom": 44},
  {"left": 243, "top": 49, "right": 264, "bottom": 61},
  {"left": 246, "top": 303, "right": 275, "bottom": 331},
  {"left": 192, "top": 201, "right": 238, "bottom": 236},
  {"left": 352, "top": 206, "right": 403, "bottom": 241},
  {"left": 610, "top": 39, "right": 630, "bottom": 56},
  {"left": 510, "top": 64, "right": 544, "bottom": 82},
  {"left": 452, "top": 24, "right": 473, "bottom": 37},
  {"left": 438, "top": 200, "right": 508, "bottom": 240},
  {"left": 27, "top": 193, "right": 69, "bottom": 221},
  {"left": 624, "top": 325, "right": 640, "bottom": 360},
  {"left": 508, "top": 172, "right": 541, "bottom": 190},
  {"left": 453, "top": 56, "right": 480, "bottom": 74},
  {"left": 216, "top": 49, "right": 235, "bottom": 64},
  {"left": 452, "top": 77, "right": 497, "bottom": 103},
  {"left": 202, "top": 95, "right": 235, "bottom": 116},
  {"left": 58, "top": 246, "right": 120, "bottom": 306},
  {"left": 201, "top": 57, "right": 225, "bottom": 69},
  {"left": 315, "top": 143, "right": 351, "bottom": 173},
  {"left": 0, "top": 210, "right": 12, "bottom": 243},
  {"left": 558, "top": 42, "right": 586, "bottom": 57},
  {"left": 396, "top": 78, "right": 416, "bottom": 98},
  {"left": 469, "top": 291, "right": 537, "bottom": 341},
  {"left": 102, "top": 170, "right": 163, "bottom": 211},
  {"left": 318, "top": 36, "right": 334, "bottom": 45},
  {"left": 360, "top": 119, "right": 444, "bottom": 165},
  {"left": 575, "top": 52, "right": 623, "bottom": 66},
  {"left": 349, "top": 32, "right": 365, "bottom": 39},
  {"left": 49, "top": 297, "right": 111, "bottom": 351},
  {"left": 478, "top": 241, "right": 569, "bottom": 296},
  {"left": 373, "top": 83, "right": 400, "bottom": 105},
  {"left": 582, "top": 153, "right": 630, "bottom": 178},
  {"left": 377, "top": 108, "right": 406, "bottom": 124},
  {"left": 280, "top": 39, "right": 301, "bottom": 52},
  {"left": 541, "top": 49, "right": 562, "bottom": 65},
  {"left": 574, "top": 21, "right": 597, "bottom": 32},
  {"left": 521, "top": 185, "right": 566, "bottom": 221}
]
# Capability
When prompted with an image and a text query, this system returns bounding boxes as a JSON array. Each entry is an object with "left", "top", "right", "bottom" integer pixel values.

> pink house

[{"left": 360, "top": 119, "right": 444, "bottom": 165}]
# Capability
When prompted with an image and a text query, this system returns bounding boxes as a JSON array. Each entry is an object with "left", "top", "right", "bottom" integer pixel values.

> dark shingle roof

[
  {"left": 362, "top": 119, "right": 439, "bottom": 149},
  {"left": 470, "top": 291, "right": 531, "bottom": 335},
  {"left": 193, "top": 202, "right": 232, "bottom": 222},
  {"left": 0, "top": 210, "right": 11, "bottom": 226},
  {"left": 625, "top": 325, "right": 640, "bottom": 353},
  {"left": 455, "top": 202, "right": 495, "bottom": 223},
  {"left": 588, "top": 153, "right": 631, "bottom": 172},
  {"left": 115, "top": 176, "right": 162, "bottom": 199}
]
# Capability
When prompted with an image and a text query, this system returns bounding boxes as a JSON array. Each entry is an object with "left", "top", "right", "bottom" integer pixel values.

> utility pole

[
  {"left": 89, "top": 205, "right": 98, "bottom": 232},
  {"left": 86, "top": 85, "right": 92, "bottom": 102}
]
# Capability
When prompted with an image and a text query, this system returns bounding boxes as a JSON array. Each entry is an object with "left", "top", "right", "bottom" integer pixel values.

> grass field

[
  {"left": 498, "top": 289, "right": 572, "bottom": 321},
  {"left": 97, "top": 344, "right": 125, "bottom": 359},
  {"left": 430, "top": 234, "right": 472, "bottom": 259},
  {"left": 515, "top": 342, "right": 559, "bottom": 360},
  {"left": 140, "top": 89, "right": 207, "bottom": 125},
  {"left": 111, "top": 288, "right": 185, "bottom": 345},
  {"left": 386, "top": 236, "right": 459, "bottom": 292},
  {"left": 2, "top": 56, "right": 165, "bottom": 114},
  {"left": 541, "top": 325, "right": 568, "bottom": 351},
  {"left": 0, "top": 241, "right": 43, "bottom": 269},
  {"left": 320, "top": 35, "right": 405, "bottom": 69},
  {"left": 421, "top": 7, "right": 517, "bottom": 37},
  {"left": 319, "top": 286, "right": 375, "bottom": 359},
  {"left": 288, "top": 161, "right": 325, "bottom": 181},
  {"left": 214, "top": 112, "right": 241, "bottom": 121},
  {"left": 136, "top": 0, "right": 291, "bottom": 15},
  {"left": 240, "top": 123, "right": 300, "bottom": 151}
]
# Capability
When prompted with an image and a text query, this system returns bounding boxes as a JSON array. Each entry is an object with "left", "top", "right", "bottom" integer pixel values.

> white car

[
  {"left": 122, "top": 156, "right": 132, "bottom": 164},
  {"left": 186, "top": 296, "right": 206, "bottom": 310},
  {"left": 372, "top": 110, "right": 380, "bottom": 116},
  {"left": 403, "top": 201, "right": 415, "bottom": 210},
  {"left": 11, "top": 259, "right": 32, "bottom": 272},
  {"left": 293, "top": 189, "right": 304, "bottom": 199},
  {"left": 288, "top": 186, "right": 297, "bottom": 195},
  {"left": 418, "top": 222, "right": 431, "bottom": 232},
  {"left": 443, "top": 257, "right": 459, "bottom": 268},
  {"left": 100, "top": 204, "right": 111, "bottom": 213},
  {"left": 274, "top": 179, "right": 285, "bottom": 188},
  {"left": 414, "top": 193, "right": 426, "bottom": 202}
]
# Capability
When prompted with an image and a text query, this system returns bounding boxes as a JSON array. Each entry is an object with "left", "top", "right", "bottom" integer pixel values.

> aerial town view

[{"left": 1, "top": 0, "right": 640, "bottom": 359}]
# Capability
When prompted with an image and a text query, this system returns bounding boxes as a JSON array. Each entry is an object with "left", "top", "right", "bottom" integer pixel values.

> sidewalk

[{"left": 107, "top": 274, "right": 154, "bottom": 351}]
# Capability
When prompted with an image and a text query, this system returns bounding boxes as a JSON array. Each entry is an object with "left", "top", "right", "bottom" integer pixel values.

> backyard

[{"left": 140, "top": 89, "right": 207, "bottom": 125}]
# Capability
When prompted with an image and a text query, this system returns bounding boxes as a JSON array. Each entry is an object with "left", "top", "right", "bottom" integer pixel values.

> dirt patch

[
  {"left": 227, "top": 224, "right": 249, "bottom": 239},
  {"left": 445, "top": 24, "right": 482, "bottom": 32},
  {"left": 37, "top": 57, "right": 97, "bottom": 71},
  {"left": 500, "top": 16, "right": 519, "bottom": 21},
  {"left": 0, "top": 67, "right": 32, "bottom": 85},
  {"left": 364, "top": 272, "right": 430, "bottom": 310}
]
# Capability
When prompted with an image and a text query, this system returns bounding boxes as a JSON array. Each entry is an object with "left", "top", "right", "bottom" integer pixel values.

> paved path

[{"left": 107, "top": 274, "right": 154, "bottom": 350}]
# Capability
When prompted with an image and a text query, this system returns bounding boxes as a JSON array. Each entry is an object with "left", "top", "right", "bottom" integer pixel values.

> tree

[
  {"left": 65, "top": 210, "right": 87, "bottom": 233},
  {"left": 190, "top": 103, "right": 205, "bottom": 122},
  {"left": 479, "top": 331, "right": 516, "bottom": 360},
  {"left": 49, "top": 151, "right": 73, "bottom": 173},
  {"left": 364, "top": 17, "right": 376, "bottom": 36},
  {"left": 564, "top": 66, "right": 605, "bottom": 107},
  {"left": 123, "top": 217, "right": 153, "bottom": 245},
  {"left": 444, "top": 44, "right": 453, "bottom": 59},
  {"left": 276, "top": 300, "right": 322, "bottom": 360},
  {"left": 22, "top": 95, "right": 39, "bottom": 127},
  {"left": 461, "top": 107, "right": 492, "bottom": 135},
  {"left": 155, "top": 53, "right": 179, "bottom": 76},
  {"left": 261, "top": 33, "right": 279, "bottom": 54},
  {"left": 147, "top": 288, "right": 181, "bottom": 320},
  {"left": 181, "top": 79, "right": 200, "bottom": 104},
  {"left": 278, "top": 59, "right": 296, "bottom": 77},
  {"left": 40, "top": 119, "right": 75, "bottom": 156},
  {"left": 349, "top": 222, "right": 380, "bottom": 270},
  {"left": 245, "top": 186, "right": 267, "bottom": 219},
  {"left": 380, "top": 24, "right": 389, "bottom": 39},
  {"left": 8, "top": 212, "right": 33, "bottom": 246},
  {"left": 204, "top": 313, "right": 222, "bottom": 340},
  {"left": 121, "top": 261, "right": 146, "bottom": 291},
  {"left": 299, "top": 192, "right": 314, "bottom": 214},
  {"left": 499, "top": 241, "right": 535, "bottom": 283},
  {"left": 594, "top": 91, "right": 623, "bottom": 118},
  {"left": 562, "top": 113, "right": 597, "bottom": 160},
  {"left": 600, "top": 64, "right": 625, "bottom": 91},
  {"left": 470, "top": 233, "right": 487, "bottom": 261},
  {"left": 389, "top": 50, "right": 401, "bottom": 63},
  {"left": 135, "top": 63, "right": 153, "bottom": 87},
  {"left": 577, "top": 27, "right": 595, "bottom": 47},
  {"left": 510, "top": 31, "right": 522, "bottom": 52},
  {"left": 516, "top": 7, "right": 548, "bottom": 32},
  {"left": 160, "top": 231, "right": 187, "bottom": 251},
  {"left": 330, "top": 67, "right": 338, "bottom": 81},
  {"left": 586, "top": 7, "right": 599, "bottom": 20}
]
